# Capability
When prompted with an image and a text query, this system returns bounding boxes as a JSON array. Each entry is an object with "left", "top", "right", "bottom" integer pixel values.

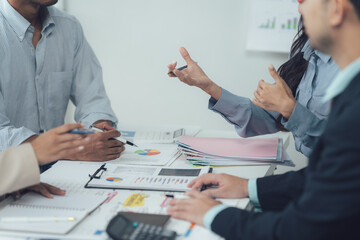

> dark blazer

[{"left": 211, "top": 72, "right": 360, "bottom": 240}]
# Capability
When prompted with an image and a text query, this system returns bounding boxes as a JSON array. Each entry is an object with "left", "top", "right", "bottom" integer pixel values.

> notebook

[{"left": 0, "top": 192, "right": 108, "bottom": 234}]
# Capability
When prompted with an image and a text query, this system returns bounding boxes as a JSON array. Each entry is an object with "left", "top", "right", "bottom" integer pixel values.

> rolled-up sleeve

[
  {"left": 0, "top": 92, "right": 37, "bottom": 151},
  {"left": 209, "top": 88, "right": 280, "bottom": 137},
  {"left": 70, "top": 19, "right": 118, "bottom": 129}
]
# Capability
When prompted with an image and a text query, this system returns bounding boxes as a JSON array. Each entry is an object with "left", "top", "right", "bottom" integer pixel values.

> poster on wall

[{"left": 246, "top": 0, "right": 300, "bottom": 53}]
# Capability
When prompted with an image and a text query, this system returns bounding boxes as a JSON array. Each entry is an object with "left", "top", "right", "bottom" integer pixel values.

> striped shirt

[{"left": 0, "top": 0, "right": 117, "bottom": 151}]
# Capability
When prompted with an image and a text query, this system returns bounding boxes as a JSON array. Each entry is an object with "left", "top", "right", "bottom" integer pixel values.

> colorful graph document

[
  {"left": 85, "top": 163, "right": 210, "bottom": 192},
  {"left": 109, "top": 144, "right": 180, "bottom": 166},
  {"left": 177, "top": 136, "right": 284, "bottom": 166}
]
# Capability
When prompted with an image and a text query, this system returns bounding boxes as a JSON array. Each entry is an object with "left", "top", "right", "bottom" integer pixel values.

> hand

[
  {"left": 70, "top": 129, "right": 125, "bottom": 161},
  {"left": 168, "top": 47, "right": 222, "bottom": 100},
  {"left": 11, "top": 182, "right": 66, "bottom": 200},
  {"left": 31, "top": 123, "right": 91, "bottom": 165},
  {"left": 92, "top": 120, "right": 115, "bottom": 131},
  {"left": 252, "top": 65, "right": 296, "bottom": 119},
  {"left": 167, "top": 190, "right": 221, "bottom": 225},
  {"left": 188, "top": 173, "right": 249, "bottom": 199}
]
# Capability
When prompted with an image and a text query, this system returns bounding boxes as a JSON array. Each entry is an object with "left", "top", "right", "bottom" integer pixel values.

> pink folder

[{"left": 178, "top": 136, "right": 279, "bottom": 159}]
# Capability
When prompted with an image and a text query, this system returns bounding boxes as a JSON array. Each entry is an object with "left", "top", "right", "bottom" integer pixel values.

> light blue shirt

[
  {"left": 0, "top": 0, "right": 117, "bottom": 151},
  {"left": 323, "top": 57, "right": 360, "bottom": 102},
  {"left": 203, "top": 57, "right": 360, "bottom": 231},
  {"left": 209, "top": 41, "right": 339, "bottom": 157},
  {"left": 203, "top": 179, "right": 260, "bottom": 230}
]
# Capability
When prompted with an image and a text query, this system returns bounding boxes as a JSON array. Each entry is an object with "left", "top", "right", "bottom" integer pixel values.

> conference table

[{"left": 0, "top": 129, "right": 290, "bottom": 240}]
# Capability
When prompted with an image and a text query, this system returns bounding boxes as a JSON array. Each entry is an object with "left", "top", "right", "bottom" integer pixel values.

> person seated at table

[
  {"left": 0, "top": 123, "right": 90, "bottom": 198},
  {"left": 168, "top": 17, "right": 339, "bottom": 157},
  {"left": 167, "top": 0, "right": 360, "bottom": 239}
]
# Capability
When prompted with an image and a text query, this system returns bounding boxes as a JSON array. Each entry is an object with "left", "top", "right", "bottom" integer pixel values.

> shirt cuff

[
  {"left": 248, "top": 178, "right": 261, "bottom": 208},
  {"left": 78, "top": 113, "right": 118, "bottom": 129},
  {"left": 203, "top": 204, "right": 229, "bottom": 230},
  {"left": 282, "top": 102, "right": 311, "bottom": 137}
]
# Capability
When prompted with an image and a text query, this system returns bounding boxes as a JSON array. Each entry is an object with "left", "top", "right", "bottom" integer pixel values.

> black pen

[
  {"left": 90, "top": 126, "right": 138, "bottom": 147},
  {"left": 169, "top": 65, "right": 187, "bottom": 75}
]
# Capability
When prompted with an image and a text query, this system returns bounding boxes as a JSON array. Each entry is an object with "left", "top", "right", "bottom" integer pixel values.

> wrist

[
  {"left": 281, "top": 98, "right": 296, "bottom": 119},
  {"left": 244, "top": 179, "right": 249, "bottom": 197},
  {"left": 203, "top": 81, "right": 222, "bottom": 100}
]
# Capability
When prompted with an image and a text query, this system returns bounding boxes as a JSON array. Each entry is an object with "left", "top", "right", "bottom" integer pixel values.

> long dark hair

[{"left": 276, "top": 17, "right": 309, "bottom": 130}]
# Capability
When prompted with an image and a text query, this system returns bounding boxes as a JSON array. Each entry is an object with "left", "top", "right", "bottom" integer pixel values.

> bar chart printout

[{"left": 247, "top": 0, "right": 300, "bottom": 53}]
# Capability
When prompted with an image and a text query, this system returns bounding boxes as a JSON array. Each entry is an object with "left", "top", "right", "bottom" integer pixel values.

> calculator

[
  {"left": 106, "top": 214, "right": 176, "bottom": 240},
  {"left": 120, "top": 128, "right": 185, "bottom": 144}
]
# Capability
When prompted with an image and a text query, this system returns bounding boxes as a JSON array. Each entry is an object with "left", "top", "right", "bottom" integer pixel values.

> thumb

[
  {"left": 179, "top": 47, "right": 194, "bottom": 65},
  {"left": 268, "top": 64, "right": 284, "bottom": 85}
]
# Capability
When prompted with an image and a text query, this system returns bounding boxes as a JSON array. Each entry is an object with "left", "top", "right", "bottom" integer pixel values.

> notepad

[{"left": 0, "top": 192, "right": 107, "bottom": 234}]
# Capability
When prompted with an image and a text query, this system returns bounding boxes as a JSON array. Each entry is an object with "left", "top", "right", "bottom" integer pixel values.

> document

[
  {"left": 85, "top": 163, "right": 210, "bottom": 192},
  {"left": 0, "top": 192, "right": 107, "bottom": 235},
  {"left": 110, "top": 144, "right": 180, "bottom": 166}
]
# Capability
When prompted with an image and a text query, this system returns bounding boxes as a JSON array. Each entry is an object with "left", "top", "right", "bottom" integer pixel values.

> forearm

[
  {"left": 0, "top": 125, "right": 37, "bottom": 151},
  {"left": 209, "top": 88, "right": 280, "bottom": 138}
]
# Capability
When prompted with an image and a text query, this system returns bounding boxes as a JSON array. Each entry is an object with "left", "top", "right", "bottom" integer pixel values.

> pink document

[{"left": 178, "top": 136, "right": 279, "bottom": 158}]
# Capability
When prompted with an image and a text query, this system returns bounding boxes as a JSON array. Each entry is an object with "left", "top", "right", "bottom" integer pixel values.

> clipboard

[{"left": 85, "top": 163, "right": 211, "bottom": 192}]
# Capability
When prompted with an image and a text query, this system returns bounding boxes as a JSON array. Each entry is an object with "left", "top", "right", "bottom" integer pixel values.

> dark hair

[
  {"left": 350, "top": 0, "right": 360, "bottom": 19},
  {"left": 276, "top": 17, "right": 309, "bottom": 130}
]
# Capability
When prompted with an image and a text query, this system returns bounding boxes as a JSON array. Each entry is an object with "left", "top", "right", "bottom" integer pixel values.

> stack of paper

[{"left": 176, "top": 136, "right": 284, "bottom": 166}]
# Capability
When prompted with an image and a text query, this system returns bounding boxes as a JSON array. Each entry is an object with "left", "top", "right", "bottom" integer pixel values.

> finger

[
  {"left": 57, "top": 138, "right": 91, "bottom": 152},
  {"left": 201, "top": 188, "right": 221, "bottom": 198},
  {"left": 253, "top": 90, "right": 263, "bottom": 103},
  {"left": 32, "top": 185, "right": 54, "bottom": 198},
  {"left": 252, "top": 98, "right": 265, "bottom": 109},
  {"left": 268, "top": 64, "right": 284, "bottom": 85},
  {"left": 55, "top": 123, "right": 84, "bottom": 134},
  {"left": 185, "top": 190, "right": 204, "bottom": 199},
  {"left": 57, "top": 133, "right": 87, "bottom": 143},
  {"left": 106, "top": 139, "right": 124, "bottom": 148},
  {"left": 258, "top": 80, "right": 266, "bottom": 89},
  {"left": 41, "top": 183, "right": 66, "bottom": 196},
  {"left": 188, "top": 174, "right": 220, "bottom": 189},
  {"left": 105, "top": 153, "right": 123, "bottom": 161},
  {"left": 102, "top": 124, "right": 115, "bottom": 131},
  {"left": 106, "top": 146, "right": 124, "bottom": 155},
  {"left": 179, "top": 47, "right": 194, "bottom": 65},
  {"left": 102, "top": 130, "right": 121, "bottom": 139}
]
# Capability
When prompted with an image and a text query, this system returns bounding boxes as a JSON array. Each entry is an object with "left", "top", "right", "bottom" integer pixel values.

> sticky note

[{"left": 123, "top": 193, "right": 147, "bottom": 207}]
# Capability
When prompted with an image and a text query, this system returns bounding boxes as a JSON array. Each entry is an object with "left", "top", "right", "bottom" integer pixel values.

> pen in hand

[
  {"left": 169, "top": 65, "right": 187, "bottom": 75},
  {"left": 90, "top": 126, "right": 138, "bottom": 147}
]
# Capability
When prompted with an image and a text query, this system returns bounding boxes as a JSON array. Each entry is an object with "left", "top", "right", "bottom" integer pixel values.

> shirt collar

[
  {"left": 302, "top": 40, "right": 332, "bottom": 63},
  {"left": 323, "top": 57, "right": 360, "bottom": 103},
  {"left": 0, "top": 0, "right": 30, "bottom": 41},
  {"left": 0, "top": 0, "right": 55, "bottom": 41}
]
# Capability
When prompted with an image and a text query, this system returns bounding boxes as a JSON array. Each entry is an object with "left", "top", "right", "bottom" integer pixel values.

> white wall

[{"left": 64, "top": 0, "right": 288, "bottom": 131}]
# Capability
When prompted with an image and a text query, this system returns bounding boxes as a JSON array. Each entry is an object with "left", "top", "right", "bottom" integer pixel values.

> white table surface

[{"left": 0, "top": 129, "right": 289, "bottom": 240}]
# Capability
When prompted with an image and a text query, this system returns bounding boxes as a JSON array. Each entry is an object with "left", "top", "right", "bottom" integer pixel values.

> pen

[
  {"left": 90, "top": 126, "right": 138, "bottom": 147},
  {"left": 169, "top": 65, "right": 187, "bottom": 75},
  {"left": 184, "top": 222, "right": 196, "bottom": 237},
  {"left": 68, "top": 130, "right": 95, "bottom": 134},
  {"left": 0, "top": 217, "right": 76, "bottom": 223}
]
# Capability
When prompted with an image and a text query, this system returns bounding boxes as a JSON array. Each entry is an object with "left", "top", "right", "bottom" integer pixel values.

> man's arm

[
  {"left": 0, "top": 91, "right": 37, "bottom": 151},
  {"left": 69, "top": 18, "right": 118, "bottom": 128}
]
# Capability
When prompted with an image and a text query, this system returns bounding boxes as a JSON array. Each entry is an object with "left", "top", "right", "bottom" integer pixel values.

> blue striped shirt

[{"left": 0, "top": 0, "right": 117, "bottom": 151}]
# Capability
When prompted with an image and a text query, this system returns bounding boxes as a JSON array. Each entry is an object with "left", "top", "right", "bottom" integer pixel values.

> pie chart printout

[{"left": 135, "top": 149, "right": 161, "bottom": 156}]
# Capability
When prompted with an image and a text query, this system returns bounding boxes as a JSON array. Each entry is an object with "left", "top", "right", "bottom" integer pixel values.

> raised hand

[
  {"left": 168, "top": 47, "right": 222, "bottom": 100},
  {"left": 252, "top": 65, "right": 296, "bottom": 119}
]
